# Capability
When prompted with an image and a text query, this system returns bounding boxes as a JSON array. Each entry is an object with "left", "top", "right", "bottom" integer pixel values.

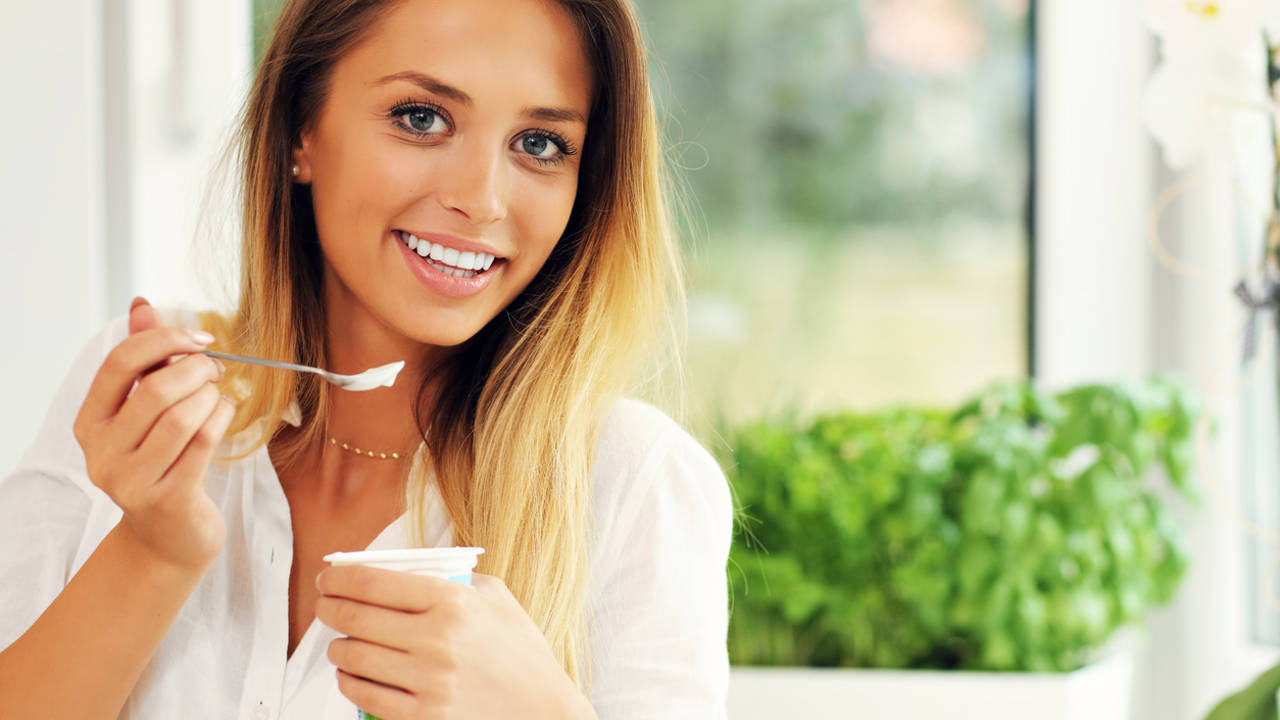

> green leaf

[{"left": 722, "top": 378, "right": 1201, "bottom": 671}]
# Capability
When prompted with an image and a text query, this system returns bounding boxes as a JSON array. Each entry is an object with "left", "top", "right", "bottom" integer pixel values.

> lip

[
  {"left": 393, "top": 232, "right": 503, "bottom": 298},
  {"left": 396, "top": 230, "right": 506, "bottom": 260}
]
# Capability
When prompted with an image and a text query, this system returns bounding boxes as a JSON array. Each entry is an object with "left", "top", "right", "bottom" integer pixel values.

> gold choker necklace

[{"left": 328, "top": 436, "right": 407, "bottom": 460}]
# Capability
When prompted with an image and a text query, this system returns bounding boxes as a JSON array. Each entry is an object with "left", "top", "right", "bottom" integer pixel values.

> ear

[{"left": 291, "top": 134, "right": 314, "bottom": 184}]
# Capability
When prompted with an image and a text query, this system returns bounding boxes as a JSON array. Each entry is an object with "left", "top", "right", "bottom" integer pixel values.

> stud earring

[{"left": 291, "top": 164, "right": 301, "bottom": 178}]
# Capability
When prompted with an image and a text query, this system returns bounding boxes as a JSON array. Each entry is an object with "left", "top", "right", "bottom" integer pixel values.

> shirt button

[{"left": 252, "top": 703, "right": 270, "bottom": 720}]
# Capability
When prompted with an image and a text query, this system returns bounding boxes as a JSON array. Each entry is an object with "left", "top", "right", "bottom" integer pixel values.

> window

[{"left": 634, "top": 0, "right": 1032, "bottom": 432}]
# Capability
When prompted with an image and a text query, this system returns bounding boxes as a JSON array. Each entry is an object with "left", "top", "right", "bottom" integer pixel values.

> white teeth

[
  {"left": 399, "top": 232, "right": 497, "bottom": 275},
  {"left": 430, "top": 261, "right": 477, "bottom": 279}
]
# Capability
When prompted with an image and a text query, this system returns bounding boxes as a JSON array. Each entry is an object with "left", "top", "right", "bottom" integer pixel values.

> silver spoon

[{"left": 203, "top": 351, "right": 405, "bottom": 391}]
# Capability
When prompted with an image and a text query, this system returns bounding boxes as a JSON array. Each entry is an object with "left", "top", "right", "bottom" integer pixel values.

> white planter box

[{"left": 728, "top": 653, "right": 1133, "bottom": 720}]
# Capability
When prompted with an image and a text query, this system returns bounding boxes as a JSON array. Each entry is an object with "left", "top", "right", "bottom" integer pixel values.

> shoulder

[
  {"left": 594, "top": 397, "right": 693, "bottom": 464},
  {"left": 589, "top": 397, "right": 733, "bottom": 551},
  {"left": 593, "top": 397, "right": 726, "bottom": 493}
]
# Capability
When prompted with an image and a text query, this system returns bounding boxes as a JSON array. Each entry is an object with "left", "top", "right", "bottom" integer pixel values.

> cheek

[
  {"left": 513, "top": 176, "right": 580, "bottom": 265},
  {"left": 311, "top": 139, "right": 422, "bottom": 245}
]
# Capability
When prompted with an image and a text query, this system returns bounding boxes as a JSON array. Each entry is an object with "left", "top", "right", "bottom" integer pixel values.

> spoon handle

[{"left": 203, "top": 350, "right": 325, "bottom": 378}]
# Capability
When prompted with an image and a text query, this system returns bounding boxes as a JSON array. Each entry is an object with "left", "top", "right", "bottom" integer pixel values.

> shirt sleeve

[
  {"left": 0, "top": 315, "right": 128, "bottom": 650},
  {"left": 586, "top": 400, "right": 734, "bottom": 720}
]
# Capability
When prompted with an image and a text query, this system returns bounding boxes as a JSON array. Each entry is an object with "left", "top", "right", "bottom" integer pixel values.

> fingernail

[
  {"left": 188, "top": 329, "right": 216, "bottom": 345},
  {"left": 130, "top": 296, "right": 149, "bottom": 311},
  {"left": 214, "top": 359, "right": 226, "bottom": 377}
]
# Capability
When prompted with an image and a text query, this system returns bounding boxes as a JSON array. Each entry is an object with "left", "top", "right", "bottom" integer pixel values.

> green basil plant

[{"left": 722, "top": 379, "right": 1198, "bottom": 672}]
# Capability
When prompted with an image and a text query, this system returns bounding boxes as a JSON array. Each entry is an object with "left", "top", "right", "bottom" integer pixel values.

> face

[{"left": 293, "top": 0, "right": 592, "bottom": 349}]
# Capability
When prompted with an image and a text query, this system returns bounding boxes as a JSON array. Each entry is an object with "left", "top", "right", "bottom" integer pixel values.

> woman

[{"left": 0, "top": 0, "right": 732, "bottom": 718}]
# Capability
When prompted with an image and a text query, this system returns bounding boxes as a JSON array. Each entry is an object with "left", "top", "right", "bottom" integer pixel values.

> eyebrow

[
  {"left": 524, "top": 106, "right": 586, "bottom": 125},
  {"left": 372, "top": 71, "right": 587, "bottom": 126}
]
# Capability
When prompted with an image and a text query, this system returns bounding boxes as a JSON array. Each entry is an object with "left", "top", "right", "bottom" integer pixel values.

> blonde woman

[{"left": 0, "top": 1, "right": 732, "bottom": 718}]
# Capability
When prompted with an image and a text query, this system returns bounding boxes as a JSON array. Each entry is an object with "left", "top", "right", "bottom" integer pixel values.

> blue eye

[
  {"left": 390, "top": 101, "right": 449, "bottom": 136},
  {"left": 515, "top": 131, "right": 577, "bottom": 166},
  {"left": 522, "top": 135, "right": 555, "bottom": 158},
  {"left": 404, "top": 110, "right": 441, "bottom": 133}
]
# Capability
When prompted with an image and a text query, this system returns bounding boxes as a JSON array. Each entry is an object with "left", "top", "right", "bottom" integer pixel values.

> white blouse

[{"left": 0, "top": 312, "right": 733, "bottom": 720}]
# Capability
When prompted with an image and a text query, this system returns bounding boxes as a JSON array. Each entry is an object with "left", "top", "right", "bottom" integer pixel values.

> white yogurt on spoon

[{"left": 336, "top": 360, "right": 406, "bottom": 391}]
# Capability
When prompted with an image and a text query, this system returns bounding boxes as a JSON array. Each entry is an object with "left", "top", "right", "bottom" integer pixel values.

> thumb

[{"left": 128, "top": 296, "right": 163, "bottom": 336}]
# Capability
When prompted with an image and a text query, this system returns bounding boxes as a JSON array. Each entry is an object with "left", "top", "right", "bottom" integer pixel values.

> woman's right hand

[{"left": 71, "top": 297, "right": 236, "bottom": 570}]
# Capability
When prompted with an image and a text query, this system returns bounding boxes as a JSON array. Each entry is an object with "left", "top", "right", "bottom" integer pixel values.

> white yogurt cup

[
  {"left": 323, "top": 547, "right": 485, "bottom": 720},
  {"left": 323, "top": 546, "right": 485, "bottom": 585}
]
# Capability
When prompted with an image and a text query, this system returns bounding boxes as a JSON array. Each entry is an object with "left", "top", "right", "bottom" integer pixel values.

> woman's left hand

[{"left": 315, "top": 566, "right": 596, "bottom": 720}]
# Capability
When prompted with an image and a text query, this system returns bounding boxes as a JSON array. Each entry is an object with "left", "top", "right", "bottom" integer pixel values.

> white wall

[
  {"left": 0, "top": 1, "right": 109, "bottom": 472},
  {"left": 0, "top": 0, "right": 250, "bottom": 473},
  {"left": 122, "top": 0, "right": 251, "bottom": 314}
]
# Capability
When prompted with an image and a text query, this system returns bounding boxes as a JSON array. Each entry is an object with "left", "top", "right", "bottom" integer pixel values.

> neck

[
  {"left": 318, "top": 267, "right": 463, "bottom": 464},
  {"left": 287, "top": 268, "right": 472, "bottom": 501},
  {"left": 325, "top": 311, "right": 437, "bottom": 456}
]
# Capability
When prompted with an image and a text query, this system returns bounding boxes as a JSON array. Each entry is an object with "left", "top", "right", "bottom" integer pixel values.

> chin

[
  {"left": 381, "top": 297, "right": 507, "bottom": 350},
  {"left": 420, "top": 331, "right": 476, "bottom": 348},
  {"left": 402, "top": 316, "right": 492, "bottom": 349}
]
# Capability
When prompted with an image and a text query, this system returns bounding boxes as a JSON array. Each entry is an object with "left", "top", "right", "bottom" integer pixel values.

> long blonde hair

[{"left": 201, "top": 0, "right": 683, "bottom": 687}]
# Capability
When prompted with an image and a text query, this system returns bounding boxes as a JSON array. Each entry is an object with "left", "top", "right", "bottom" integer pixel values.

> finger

[
  {"left": 314, "top": 596, "right": 425, "bottom": 652},
  {"left": 79, "top": 326, "right": 216, "bottom": 426},
  {"left": 127, "top": 383, "right": 223, "bottom": 483},
  {"left": 336, "top": 669, "right": 416, "bottom": 720},
  {"left": 110, "top": 353, "right": 224, "bottom": 450},
  {"left": 131, "top": 297, "right": 188, "bottom": 376},
  {"left": 317, "top": 565, "right": 467, "bottom": 612},
  {"left": 128, "top": 296, "right": 162, "bottom": 336},
  {"left": 328, "top": 637, "right": 420, "bottom": 695},
  {"left": 161, "top": 394, "right": 236, "bottom": 489}
]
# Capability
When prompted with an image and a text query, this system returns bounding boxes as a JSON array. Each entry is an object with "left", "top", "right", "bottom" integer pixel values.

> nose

[{"left": 437, "top": 140, "right": 508, "bottom": 226}]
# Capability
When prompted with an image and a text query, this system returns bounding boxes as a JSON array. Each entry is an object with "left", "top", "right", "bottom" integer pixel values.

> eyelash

[{"left": 387, "top": 98, "right": 579, "bottom": 166}]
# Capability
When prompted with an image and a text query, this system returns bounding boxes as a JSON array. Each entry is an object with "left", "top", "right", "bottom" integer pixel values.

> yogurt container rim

[{"left": 323, "top": 547, "right": 485, "bottom": 565}]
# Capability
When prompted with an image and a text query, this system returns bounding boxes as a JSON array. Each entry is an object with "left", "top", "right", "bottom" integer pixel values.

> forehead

[{"left": 336, "top": 0, "right": 593, "bottom": 113}]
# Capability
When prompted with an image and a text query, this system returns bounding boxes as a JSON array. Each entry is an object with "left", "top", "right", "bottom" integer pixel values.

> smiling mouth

[{"left": 396, "top": 230, "right": 501, "bottom": 279}]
